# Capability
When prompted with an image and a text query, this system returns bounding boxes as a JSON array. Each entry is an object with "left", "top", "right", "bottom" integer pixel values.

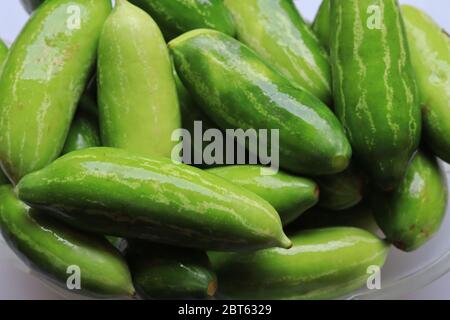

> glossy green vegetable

[
  {"left": 0, "top": 185, "right": 134, "bottom": 298},
  {"left": 224, "top": 0, "right": 331, "bottom": 104},
  {"left": 129, "top": 0, "right": 235, "bottom": 41},
  {"left": 287, "top": 202, "right": 379, "bottom": 234},
  {"left": 312, "top": 0, "right": 330, "bottom": 50},
  {"left": 17, "top": 147, "right": 291, "bottom": 251},
  {"left": 126, "top": 241, "right": 217, "bottom": 299},
  {"left": 372, "top": 151, "right": 448, "bottom": 252},
  {"left": 20, "top": 0, "right": 44, "bottom": 13},
  {"left": 0, "top": 0, "right": 112, "bottom": 183},
  {"left": 62, "top": 112, "right": 100, "bottom": 154},
  {"left": 210, "top": 227, "right": 389, "bottom": 300},
  {"left": 402, "top": 6, "right": 450, "bottom": 163},
  {"left": 170, "top": 29, "right": 351, "bottom": 176},
  {"left": 207, "top": 165, "right": 318, "bottom": 225},
  {"left": 98, "top": 0, "right": 180, "bottom": 158},
  {"left": 316, "top": 164, "right": 366, "bottom": 211},
  {"left": 330, "top": 0, "right": 421, "bottom": 190}
]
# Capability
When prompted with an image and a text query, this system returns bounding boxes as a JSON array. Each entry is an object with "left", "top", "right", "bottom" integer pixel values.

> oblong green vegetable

[
  {"left": 170, "top": 29, "right": 351, "bottom": 176},
  {"left": 210, "top": 227, "right": 389, "bottom": 300},
  {"left": 312, "top": 0, "right": 331, "bottom": 50},
  {"left": 207, "top": 165, "right": 318, "bottom": 225},
  {"left": 402, "top": 5, "right": 450, "bottom": 163},
  {"left": 98, "top": 0, "right": 180, "bottom": 158},
  {"left": 17, "top": 147, "right": 291, "bottom": 251},
  {"left": 316, "top": 164, "right": 366, "bottom": 211},
  {"left": 126, "top": 241, "right": 217, "bottom": 299},
  {"left": 129, "top": 0, "right": 235, "bottom": 41},
  {"left": 372, "top": 151, "right": 448, "bottom": 252},
  {"left": 62, "top": 111, "right": 100, "bottom": 154},
  {"left": 0, "top": 185, "right": 134, "bottom": 298},
  {"left": 330, "top": 0, "right": 421, "bottom": 190},
  {"left": 0, "top": 0, "right": 112, "bottom": 183},
  {"left": 20, "top": 0, "right": 44, "bottom": 13},
  {"left": 224, "top": 0, "right": 331, "bottom": 104}
]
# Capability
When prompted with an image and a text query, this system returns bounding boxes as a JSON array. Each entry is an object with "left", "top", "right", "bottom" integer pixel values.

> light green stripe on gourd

[
  {"left": 372, "top": 150, "right": 448, "bottom": 252},
  {"left": 0, "top": 185, "right": 134, "bottom": 298},
  {"left": 224, "top": 0, "right": 331, "bottom": 105},
  {"left": 17, "top": 147, "right": 291, "bottom": 251},
  {"left": 207, "top": 165, "right": 319, "bottom": 225},
  {"left": 129, "top": 0, "right": 235, "bottom": 41},
  {"left": 312, "top": 0, "right": 331, "bottom": 50},
  {"left": 402, "top": 5, "right": 450, "bottom": 163},
  {"left": 330, "top": 0, "right": 421, "bottom": 190},
  {"left": 98, "top": 0, "right": 180, "bottom": 158},
  {"left": 0, "top": 0, "right": 112, "bottom": 183},
  {"left": 170, "top": 29, "right": 351, "bottom": 176},
  {"left": 210, "top": 227, "right": 389, "bottom": 300}
]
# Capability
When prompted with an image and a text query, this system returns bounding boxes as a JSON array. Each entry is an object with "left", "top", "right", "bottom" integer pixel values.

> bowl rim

[{"left": 347, "top": 249, "right": 450, "bottom": 299}]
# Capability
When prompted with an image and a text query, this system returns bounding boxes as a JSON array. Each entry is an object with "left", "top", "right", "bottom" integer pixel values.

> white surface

[{"left": 0, "top": 0, "right": 450, "bottom": 300}]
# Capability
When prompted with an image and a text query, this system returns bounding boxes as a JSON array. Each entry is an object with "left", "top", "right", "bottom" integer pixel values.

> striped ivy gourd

[{"left": 330, "top": 0, "right": 421, "bottom": 190}]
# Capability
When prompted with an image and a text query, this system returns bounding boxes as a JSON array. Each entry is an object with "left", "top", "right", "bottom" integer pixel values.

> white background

[{"left": 0, "top": 0, "right": 449, "bottom": 299}]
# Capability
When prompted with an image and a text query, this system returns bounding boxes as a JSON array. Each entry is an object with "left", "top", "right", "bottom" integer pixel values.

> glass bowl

[{"left": 347, "top": 163, "right": 450, "bottom": 299}]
